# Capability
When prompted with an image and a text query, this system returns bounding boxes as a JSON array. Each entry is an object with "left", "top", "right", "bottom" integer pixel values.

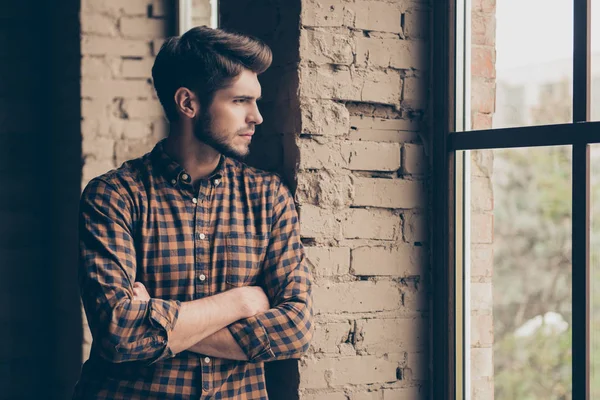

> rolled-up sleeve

[
  {"left": 228, "top": 178, "right": 313, "bottom": 362},
  {"left": 79, "top": 178, "right": 180, "bottom": 364}
]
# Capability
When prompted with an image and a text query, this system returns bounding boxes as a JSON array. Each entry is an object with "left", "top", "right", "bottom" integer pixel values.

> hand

[
  {"left": 133, "top": 281, "right": 150, "bottom": 301},
  {"left": 236, "top": 286, "right": 270, "bottom": 318}
]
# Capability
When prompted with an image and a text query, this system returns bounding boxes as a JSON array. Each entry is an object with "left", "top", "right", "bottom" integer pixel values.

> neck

[{"left": 164, "top": 128, "right": 221, "bottom": 182}]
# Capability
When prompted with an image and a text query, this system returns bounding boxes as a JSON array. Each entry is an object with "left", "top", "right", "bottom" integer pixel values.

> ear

[{"left": 173, "top": 87, "right": 200, "bottom": 119}]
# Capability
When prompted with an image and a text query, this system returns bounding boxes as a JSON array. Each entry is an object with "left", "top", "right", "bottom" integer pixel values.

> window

[{"left": 432, "top": 0, "right": 600, "bottom": 398}]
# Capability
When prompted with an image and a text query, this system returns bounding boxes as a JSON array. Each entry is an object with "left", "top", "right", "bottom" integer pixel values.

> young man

[{"left": 73, "top": 26, "right": 313, "bottom": 399}]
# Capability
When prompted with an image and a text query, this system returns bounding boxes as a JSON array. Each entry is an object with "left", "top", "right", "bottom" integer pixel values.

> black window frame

[{"left": 431, "top": 0, "right": 597, "bottom": 398}]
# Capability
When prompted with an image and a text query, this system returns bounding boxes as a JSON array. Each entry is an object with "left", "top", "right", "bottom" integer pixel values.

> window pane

[
  {"left": 592, "top": 1, "right": 600, "bottom": 121},
  {"left": 471, "top": 0, "right": 573, "bottom": 131},
  {"left": 590, "top": 145, "right": 600, "bottom": 395},
  {"left": 468, "top": 146, "right": 573, "bottom": 399}
]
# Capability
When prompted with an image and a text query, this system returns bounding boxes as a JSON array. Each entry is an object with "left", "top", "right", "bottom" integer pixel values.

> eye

[{"left": 233, "top": 98, "right": 247, "bottom": 104}]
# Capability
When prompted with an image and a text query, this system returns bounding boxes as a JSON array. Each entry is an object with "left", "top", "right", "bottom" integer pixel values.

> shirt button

[
  {"left": 192, "top": 198, "right": 198, "bottom": 204},
  {"left": 204, "top": 357, "right": 211, "bottom": 364},
  {"left": 198, "top": 274, "right": 206, "bottom": 282},
  {"left": 171, "top": 179, "right": 177, "bottom": 185},
  {"left": 181, "top": 173, "right": 189, "bottom": 181},
  {"left": 199, "top": 233, "right": 206, "bottom": 240},
  {"left": 214, "top": 179, "right": 220, "bottom": 186}
]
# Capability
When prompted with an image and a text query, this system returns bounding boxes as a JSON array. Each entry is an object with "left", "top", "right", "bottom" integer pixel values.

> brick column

[
  {"left": 296, "top": 1, "right": 430, "bottom": 399},
  {"left": 470, "top": 0, "right": 496, "bottom": 398}
]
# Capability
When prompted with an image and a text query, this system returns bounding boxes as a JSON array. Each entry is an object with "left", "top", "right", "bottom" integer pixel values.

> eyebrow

[{"left": 234, "top": 95, "right": 262, "bottom": 101}]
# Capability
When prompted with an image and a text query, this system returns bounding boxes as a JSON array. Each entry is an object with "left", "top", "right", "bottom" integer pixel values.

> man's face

[{"left": 193, "top": 69, "right": 263, "bottom": 158}]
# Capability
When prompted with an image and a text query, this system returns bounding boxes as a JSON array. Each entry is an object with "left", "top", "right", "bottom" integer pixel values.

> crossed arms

[{"left": 78, "top": 177, "right": 313, "bottom": 365}]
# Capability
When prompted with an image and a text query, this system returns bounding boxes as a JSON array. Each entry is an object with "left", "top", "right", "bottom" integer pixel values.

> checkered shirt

[{"left": 73, "top": 139, "right": 313, "bottom": 399}]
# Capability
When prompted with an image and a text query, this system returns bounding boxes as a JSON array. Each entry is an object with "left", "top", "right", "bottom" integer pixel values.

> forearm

[
  {"left": 188, "top": 328, "right": 248, "bottom": 360},
  {"left": 168, "top": 288, "right": 248, "bottom": 355}
]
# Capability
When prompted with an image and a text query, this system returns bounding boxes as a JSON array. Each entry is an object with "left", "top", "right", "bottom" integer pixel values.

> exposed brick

[
  {"left": 342, "top": 141, "right": 401, "bottom": 172},
  {"left": 300, "top": 355, "right": 398, "bottom": 388},
  {"left": 81, "top": 0, "right": 149, "bottom": 17},
  {"left": 350, "top": 116, "right": 419, "bottom": 131},
  {"left": 83, "top": 160, "right": 115, "bottom": 185},
  {"left": 305, "top": 246, "right": 351, "bottom": 277},
  {"left": 471, "top": 212, "right": 493, "bottom": 243},
  {"left": 150, "top": 0, "right": 171, "bottom": 18},
  {"left": 81, "top": 56, "right": 119, "bottom": 79},
  {"left": 300, "top": 66, "right": 402, "bottom": 106},
  {"left": 313, "top": 281, "right": 402, "bottom": 314},
  {"left": 403, "top": 143, "right": 427, "bottom": 175},
  {"left": 382, "top": 387, "right": 423, "bottom": 399},
  {"left": 120, "top": 18, "right": 167, "bottom": 38},
  {"left": 471, "top": 244, "right": 492, "bottom": 277},
  {"left": 471, "top": 77, "right": 495, "bottom": 115},
  {"left": 403, "top": 9, "right": 429, "bottom": 39},
  {"left": 300, "top": 205, "right": 342, "bottom": 239},
  {"left": 121, "top": 58, "right": 154, "bottom": 78},
  {"left": 354, "top": 1, "right": 402, "bottom": 34},
  {"left": 121, "top": 99, "right": 165, "bottom": 119},
  {"left": 81, "top": 13, "right": 119, "bottom": 36},
  {"left": 471, "top": 176, "right": 493, "bottom": 211},
  {"left": 301, "top": 98, "right": 350, "bottom": 136},
  {"left": 472, "top": 112, "right": 492, "bottom": 130},
  {"left": 404, "top": 211, "right": 428, "bottom": 243},
  {"left": 81, "top": 36, "right": 149, "bottom": 57},
  {"left": 353, "top": 177, "right": 426, "bottom": 209},
  {"left": 81, "top": 99, "right": 110, "bottom": 119},
  {"left": 115, "top": 138, "right": 155, "bottom": 165},
  {"left": 301, "top": 0, "right": 354, "bottom": 28},
  {"left": 342, "top": 208, "right": 400, "bottom": 240},
  {"left": 296, "top": 171, "right": 354, "bottom": 208},
  {"left": 352, "top": 245, "right": 424, "bottom": 276},
  {"left": 299, "top": 139, "right": 347, "bottom": 170},
  {"left": 471, "top": 314, "right": 493, "bottom": 347},
  {"left": 81, "top": 79, "right": 154, "bottom": 99},
  {"left": 471, "top": 149, "right": 493, "bottom": 178},
  {"left": 82, "top": 136, "right": 115, "bottom": 161},
  {"left": 300, "top": 66, "right": 361, "bottom": 101},
  {"left": 406, "top": 352, "right": 428, "bottom": 381},
  {"left": 301, "top": 393, "right": 347, "bottom": 400},
  {"left": 472, "top": 378, "right": 494, "bottom": 400},
  {"left": 357, "top": 317, "right": 427, "bottom": 354},
  {"left": 471, "top": 348, "right": 493, "bottom": 377},
  {"left": 310, "top": 321, "right": 352, "bottom": 353},
  {"left": 472, "top": 45, "right": 495, "bottom": 79},
  {"left": 300, "top": 29, "right": 353, "bottom": 65},
  {"left": 355, "top": 38, "right": 428, "bottom": 70},
  {"left": 471, "top": 282, "right": 492, "bottom": 312},
  {"left": 402, "top": 76, "right": 428, "bottom": 110},
  {"left": 353, "top": 391, "right": 381, "bottom": 400},
  {"left": 472, "top": 11, "right": 495, "bottom": 46}
]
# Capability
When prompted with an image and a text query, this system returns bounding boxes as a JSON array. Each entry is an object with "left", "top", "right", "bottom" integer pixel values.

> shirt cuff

[
  {"left": 228, "top": 315, "right": 274, "bottom": 361},
  {"left": 148, "top": 298, "right": 181, "bottom": 363}
]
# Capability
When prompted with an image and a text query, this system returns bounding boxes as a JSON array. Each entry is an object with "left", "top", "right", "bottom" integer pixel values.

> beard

[{"left": 193, "top": 111, "right": 251, "bottom": 159}]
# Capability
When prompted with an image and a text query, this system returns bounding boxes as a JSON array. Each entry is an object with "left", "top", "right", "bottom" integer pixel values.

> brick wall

[
  {"left": 80, "top": 0, "right": 175, "bottom": 360},
  {"left": 296, "top": 1, "right": 431, "bottom": 398},
  {"left": 470, "top": 0, "right": 496, "bottom": 398}
]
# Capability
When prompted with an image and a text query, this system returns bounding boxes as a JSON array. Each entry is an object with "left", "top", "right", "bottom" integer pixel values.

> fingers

[{"left": 132, "top": 281, "right": 150, "bottom": 301}]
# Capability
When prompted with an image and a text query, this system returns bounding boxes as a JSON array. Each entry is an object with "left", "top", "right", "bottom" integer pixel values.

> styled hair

[{"left": 151, "top": 26, "right": 272, "bottom": 122}]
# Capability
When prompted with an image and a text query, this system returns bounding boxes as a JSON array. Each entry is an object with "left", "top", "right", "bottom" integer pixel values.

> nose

[{"left": 247, "top": 103, "right": 263, "bottom": 126}]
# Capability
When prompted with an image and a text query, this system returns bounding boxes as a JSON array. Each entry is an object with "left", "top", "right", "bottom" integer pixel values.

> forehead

[{"left": 221, "top": 69, "right": 261, "bottom": 96}]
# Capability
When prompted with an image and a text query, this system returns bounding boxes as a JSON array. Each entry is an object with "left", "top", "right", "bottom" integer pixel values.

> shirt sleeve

[
  {"left": 228, "top": 178, "right": 313, "bottom": 362},
  {"left": 79, "top": 178, "right": 180, "bottom": 364}
]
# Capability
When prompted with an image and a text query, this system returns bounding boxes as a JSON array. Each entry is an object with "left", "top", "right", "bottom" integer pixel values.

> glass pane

[
  {"left": 592, "top": 1, "right": 600, "bottom": 121},
  {"left": 467, "top": 146, "right": 573, "bottom": 399},
  {"left": 470, "top": 0, "right": 573, "bottom": 130},
  {"left": 591, "top": 145, "right": 600, "bottom": 395}
]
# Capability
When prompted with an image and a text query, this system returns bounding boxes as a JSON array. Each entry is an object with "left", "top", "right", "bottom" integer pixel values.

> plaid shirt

[{"left": 73, "top": 139, "right": 313, "bottom": 399}]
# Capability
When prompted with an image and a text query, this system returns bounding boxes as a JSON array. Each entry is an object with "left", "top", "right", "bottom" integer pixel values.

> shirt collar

[{"left": 151, "top": 139, "right": 227, "bottom": 187}]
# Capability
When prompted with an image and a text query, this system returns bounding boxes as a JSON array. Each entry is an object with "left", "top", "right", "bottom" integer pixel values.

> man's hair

[{"left": 152, "top": 26, "right": 272, "bottom": 122}]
